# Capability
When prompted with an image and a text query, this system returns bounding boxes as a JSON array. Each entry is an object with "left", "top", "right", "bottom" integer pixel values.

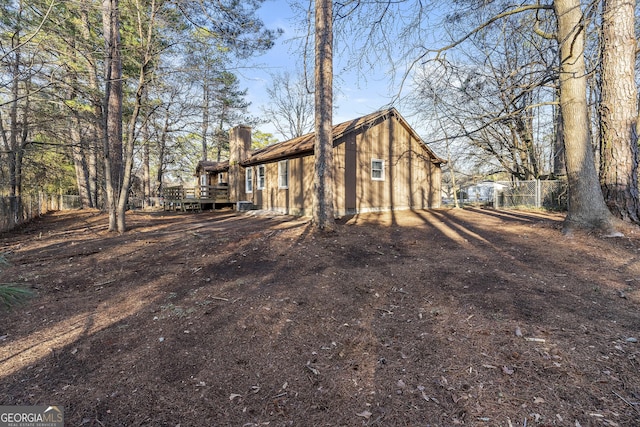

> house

[
  {"left": 195, "top": 108, "right": 445, "bottom": 216},
  {"left": 460, "top": 181, "right": 507, "bottom": 204}
]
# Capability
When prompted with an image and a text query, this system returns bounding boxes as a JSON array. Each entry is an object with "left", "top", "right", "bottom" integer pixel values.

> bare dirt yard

[{"left": 1, "top": 207, "right": 639, "bottom": 427}]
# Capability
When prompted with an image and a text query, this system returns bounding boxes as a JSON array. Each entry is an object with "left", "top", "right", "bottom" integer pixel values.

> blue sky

[{"left": 239, "top": 0, "right": 400, "bottom": 138}]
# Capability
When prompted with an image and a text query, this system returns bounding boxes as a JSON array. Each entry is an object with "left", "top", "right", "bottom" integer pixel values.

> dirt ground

[{"left": 0, "top": 207, "right": 639, "bottom": 427}]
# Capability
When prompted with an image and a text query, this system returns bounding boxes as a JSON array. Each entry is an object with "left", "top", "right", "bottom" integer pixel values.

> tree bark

[
  {"left": 553, "top": 95, "right": 566, "bottom": 177},
  {"left": 8, "top": 37, "right": 21, "bottom": 199},
  {"left": 313, "top": 0, "right": 335, "bottom": 230},
  {"left": 142, "top": 124, "right": 151, "bottom": 208},
  {"left": 202, "top": 84, "right": 209, "bottom": 161},
  {"left": 79, "top": 2, "right": 101, "bottom": 209},
  {"left": 102, "top": 0, "right": 123, "bottom": 232},
  {"left": 156, "top": 107, "right": 170, "bottom": 197},
  {"left": 70, "top": 120, "right": 93, "bottom": 208},
  {"left": 599, "top": 0, "right": 639, "bottom": 223},
  {"left": 553, "top": 0, "right": 617, "bottom": 234}
]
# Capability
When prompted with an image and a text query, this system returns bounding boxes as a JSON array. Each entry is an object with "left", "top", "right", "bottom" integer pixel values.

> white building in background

[{"left": 461, "top": 181, "right": 507, "bottom": 203}]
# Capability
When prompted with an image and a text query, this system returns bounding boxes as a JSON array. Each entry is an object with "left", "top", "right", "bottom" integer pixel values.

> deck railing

[{"left": 162, "top": 185, "right": 230, "bottom": 211}]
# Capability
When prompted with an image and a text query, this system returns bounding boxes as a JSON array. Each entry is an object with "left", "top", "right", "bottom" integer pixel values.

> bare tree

[
  {"left": 262, "top": 71, "right": 315, "bottom": 140},
  {"left": 410, "top": 19, "right": 557, "bottom": 182},
  {"left": 334, "top": 0, "right": 626, "bottom": 232}
]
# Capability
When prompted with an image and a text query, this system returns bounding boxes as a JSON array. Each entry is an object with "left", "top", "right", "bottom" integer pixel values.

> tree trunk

[
  {"left": 553, "top": 0, "right": 617, "bottom": 234},
  {"left": 202, "top": 86, "right": 209, "bottom": 161},
  {"left": 64, "top": 25, "right": 93, "bottom": 209},
  {"left": 70, "top": 121, "right": 93, "bottom": 208},
  {"left": 143, "top": 128, "right": 151, "bottom": 208},
  {"left": 156, "top": 107, "right": 170, "bottom": 197},
  {"left": 312, "top": 0, "right": 335, "bottom": 231},
  {"left": 79, "top": 2, "right": 101, "bottom": 208},
  {"left": 102, "top": 0, "right": 123, "bottom": 232},
  {"left": 216, "top": 110, "right": 226, "bottom": 162},
  {"left": 118, "top": 66, "right": 148, "bottom": 231},
  {"left": 599, "top": 0, "right": 639, "bottom": 223},
  {"left": 515, "top": 114, "right": 539, "bottom": 179},
  {"left": 441, "top": 125, "right": 459, "bottom": 208},
  {"left": 553, "top": 98, "right": 566, "bottom": 177},
  {"left": 88, "top": 126, "right": 100, "bottom": 208},
  {"left": 9, "top": 45, "right": 20, "bottom": 199},
  {"left": 115, "top": 0, "right": 160, "bottom": 230},
  {"left": 4, "top": 35, "right": 29, "bottom": 220}
]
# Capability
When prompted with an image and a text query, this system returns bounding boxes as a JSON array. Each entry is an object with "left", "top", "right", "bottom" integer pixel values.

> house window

[
  {"left": 245, "top": 167, "right": 253, "bottom": 193},
  {"left": 278, "top": 160, "right": 289, "bottom": 189},
  {"left": 371, "top": 159, "right": 385, "bottom": 181},
  {"left": 218, "top": 173, "right": 224, "bottom": 184},
  {"left": 257, "top": 165, "right": 266, "bottom": 190}
]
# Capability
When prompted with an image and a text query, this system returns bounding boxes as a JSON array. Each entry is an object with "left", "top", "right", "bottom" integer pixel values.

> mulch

[{"left": 0, "top": 207, "right": 639, "bottom": 426}]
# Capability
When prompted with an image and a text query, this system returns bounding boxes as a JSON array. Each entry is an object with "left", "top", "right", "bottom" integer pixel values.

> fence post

[{"left": 535, "top": 179, "right": 541, "bottom": 208}]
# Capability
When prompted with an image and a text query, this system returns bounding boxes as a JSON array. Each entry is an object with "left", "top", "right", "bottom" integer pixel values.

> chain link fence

[
  {"left": 128, "top": 196, "right": 163, "bottom": 210},
  {"left": 459, "top": 180, "right": 567, "bottom": 210}
]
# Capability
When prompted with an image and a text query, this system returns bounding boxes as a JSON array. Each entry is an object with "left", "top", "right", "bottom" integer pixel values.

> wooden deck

[{"left": 162, "top": 185, "right": 230, "bottom": 212}]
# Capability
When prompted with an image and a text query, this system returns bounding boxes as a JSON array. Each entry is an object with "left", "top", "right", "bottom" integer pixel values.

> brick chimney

[{"left": 228, "top": 125, "right": 252, "bottom": 203}]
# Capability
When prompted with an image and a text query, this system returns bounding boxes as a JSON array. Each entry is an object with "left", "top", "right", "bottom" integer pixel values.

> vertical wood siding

[{"left": 243, "top": 114, "right": 441, "bottom": 215}]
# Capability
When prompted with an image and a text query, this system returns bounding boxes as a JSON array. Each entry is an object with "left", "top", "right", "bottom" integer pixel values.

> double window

[
  {"left": 278, "top": 160, "right": 289, "bottom": 189},
  {"left": 245, "top": 167, "right": 253, "bottom": 193},
  {"left": 371, "top": 159, "right": 385, "bottom": 181}
]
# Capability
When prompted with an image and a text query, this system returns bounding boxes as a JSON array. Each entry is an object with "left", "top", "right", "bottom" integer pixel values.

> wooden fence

[{"left": 0, "top": 194, "right": 81, "bottom": 233}]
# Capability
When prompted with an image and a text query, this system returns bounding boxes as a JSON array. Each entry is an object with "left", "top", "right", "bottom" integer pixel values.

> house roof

[
  {"left": 196, "top": 160, "right": 229, "bottom": 175},
  {"left": 242, "top": 108, "right": 446, "bottom": 166}
]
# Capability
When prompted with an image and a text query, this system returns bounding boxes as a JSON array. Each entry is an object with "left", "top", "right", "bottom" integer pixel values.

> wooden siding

[{"left": 242, "top": 113, "right": 442, "bottom": 216}]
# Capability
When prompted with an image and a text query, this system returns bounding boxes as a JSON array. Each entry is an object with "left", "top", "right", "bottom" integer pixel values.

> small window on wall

[
  {"left": 245, "top": 167, "right": 253, "bottom": 193},
  {"left": 218, "top": 173, "right": 224, "bottom": 184},
  {"left": 278, "top": 160, "right": 289, "bottom": 189},
  {"left": 257, "top": 165, "right": 266, "bottom": 190},
  {"left": 371, "top": 159, "right": 385, "bottom": 181}
]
